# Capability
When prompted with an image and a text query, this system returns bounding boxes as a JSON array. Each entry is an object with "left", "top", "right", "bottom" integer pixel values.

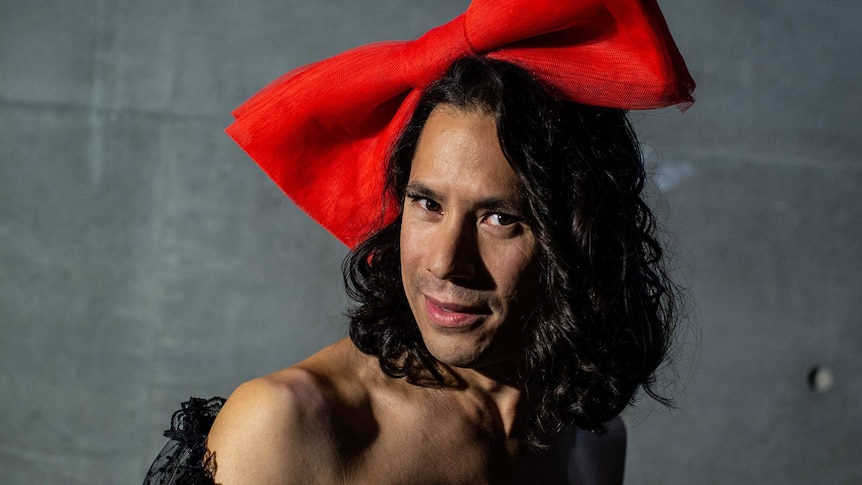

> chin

[
  {"left": 421, "top": 335, "right": 484, "bottom": 367},
  {"left": 433, "top": 352, "right": 485, "bottom": 369},
  {"left": 421, "top": 334, "right": 511, "bottom": 370}
]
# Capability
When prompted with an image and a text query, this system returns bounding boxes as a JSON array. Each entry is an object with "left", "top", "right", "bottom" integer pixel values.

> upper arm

[
  {"left": 569, "top": 416, "right": 627, "bottom": 485},
  {"left": 515, "top": 417, "right": 626, "bottom": 485},
  {"left": 206, "top": 371, "right": 342, "bottom": 484}
]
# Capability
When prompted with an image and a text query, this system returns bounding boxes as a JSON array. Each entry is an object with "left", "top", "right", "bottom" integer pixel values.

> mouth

[{"left": 423, "top": 295, "right": 490, "bottom": 329}]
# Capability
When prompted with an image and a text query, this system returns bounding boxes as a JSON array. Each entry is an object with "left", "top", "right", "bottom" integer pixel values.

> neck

[
  {"left": 447, "top": 362, "right": 527, "bottom": 439},
  {"left": 401, "top": 346, "right": 529, "bottom": 440}
]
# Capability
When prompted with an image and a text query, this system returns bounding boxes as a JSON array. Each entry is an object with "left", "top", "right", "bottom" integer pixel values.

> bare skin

[
  {"left": 207, "top": 339, "right": 626, "bottom": 484},
  {"left": 207, "top": 107, "right": 626, "bottom": 484},
  {"left": 209, "top": 339, "right": 532, "bottom": 484}
]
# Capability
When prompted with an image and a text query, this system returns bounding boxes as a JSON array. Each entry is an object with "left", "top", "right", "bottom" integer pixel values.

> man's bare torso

[{"left": 208, "top": 338, "right": 530, "bottom": 484}]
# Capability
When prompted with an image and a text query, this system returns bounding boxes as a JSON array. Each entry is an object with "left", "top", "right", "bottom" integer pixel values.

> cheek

[
  {"left": 399, "top": 219, "right": 426, "bottom": 291},
  {"left": 399, "top": 220, "right": 419, "bottom": 270},
  {"left": 484, "top": 241, "right": 538, "bottom": 299}
]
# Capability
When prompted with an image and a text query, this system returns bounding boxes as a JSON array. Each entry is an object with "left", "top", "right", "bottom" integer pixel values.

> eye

[
  {"left": 484, "top": 213, "right": 519, "bottom": 226},
  {"left": 418, "top": 198, "right": 441, "bottom": 212},
  {"left": 406, "top": 193, "right": 441, "bottom": 213}
]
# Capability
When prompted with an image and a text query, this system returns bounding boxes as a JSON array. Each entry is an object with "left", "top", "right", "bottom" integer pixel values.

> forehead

[{"left": 409, "top": 106, "right": 521, "bottom": 200}]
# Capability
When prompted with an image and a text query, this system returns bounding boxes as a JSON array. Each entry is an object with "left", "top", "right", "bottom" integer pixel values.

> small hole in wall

[{"left": 807, "top": 366, "right": 833, "bottom": 393}]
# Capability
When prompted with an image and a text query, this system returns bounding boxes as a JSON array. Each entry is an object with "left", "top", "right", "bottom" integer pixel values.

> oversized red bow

[{"left": 226, "top": 0, "right": 695, "bottom": 248}]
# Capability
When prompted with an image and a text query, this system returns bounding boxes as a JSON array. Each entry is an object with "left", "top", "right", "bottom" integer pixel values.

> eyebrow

[
  {"left": 404, "top": 181, "right": 526, "bottom": 215},
  {"left": 404, "top": 182, "right": 441, "bottom": 202}
]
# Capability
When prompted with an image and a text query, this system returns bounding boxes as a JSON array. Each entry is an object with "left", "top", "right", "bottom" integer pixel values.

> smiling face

[{"left": 399, "top": 105, "right": 539, "bottom": 370}]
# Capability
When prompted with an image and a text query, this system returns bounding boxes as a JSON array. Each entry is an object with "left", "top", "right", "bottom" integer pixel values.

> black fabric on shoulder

[{"left": 144, "top": 396, "right": 226, "bottom": 485}]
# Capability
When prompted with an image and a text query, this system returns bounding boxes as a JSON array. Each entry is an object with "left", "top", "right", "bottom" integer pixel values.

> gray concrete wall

[{"left": 1, "top": 1, "right": 859, "bottom": 483}]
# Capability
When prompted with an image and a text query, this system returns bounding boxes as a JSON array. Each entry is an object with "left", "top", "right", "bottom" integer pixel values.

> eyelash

[
  {"left": 405, "top": 193, "right": 521, "bottom": 227},
  {"left": 407, "top": 194, "right": 441, "bottom": 213}
]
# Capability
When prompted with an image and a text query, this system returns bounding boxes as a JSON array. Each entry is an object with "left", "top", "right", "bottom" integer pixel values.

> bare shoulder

[{"left": 208, "top": 339, "right": 371, "bottom": 484}]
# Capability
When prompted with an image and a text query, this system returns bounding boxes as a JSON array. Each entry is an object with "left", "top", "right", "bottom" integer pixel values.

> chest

[{"left": 341, "top": 393, "right": 521, "bottom": 484}]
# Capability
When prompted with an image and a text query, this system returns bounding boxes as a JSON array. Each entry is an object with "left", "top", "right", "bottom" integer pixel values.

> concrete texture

[{"left": 1, "top": 0, "right": 860, "bottom": 483}]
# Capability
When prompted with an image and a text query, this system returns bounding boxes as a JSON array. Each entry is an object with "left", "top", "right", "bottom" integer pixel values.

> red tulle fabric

[{"left": 226, "top": 0, "right": 695, "bottom": 248}]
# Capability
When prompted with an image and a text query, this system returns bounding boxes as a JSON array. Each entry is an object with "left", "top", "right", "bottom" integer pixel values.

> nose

[{"left": 427, "top": 218, "right": 477, "bottom": 282}]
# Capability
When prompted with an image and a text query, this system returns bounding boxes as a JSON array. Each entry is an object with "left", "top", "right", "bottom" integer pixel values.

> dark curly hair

[{"left": 343, "top": 56, "right": 678, "bottom": 446}]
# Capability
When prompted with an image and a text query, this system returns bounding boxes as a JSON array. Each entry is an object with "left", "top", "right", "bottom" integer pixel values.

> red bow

[{"left": 226, "top": 0, "right": 695, "bottom": 248}]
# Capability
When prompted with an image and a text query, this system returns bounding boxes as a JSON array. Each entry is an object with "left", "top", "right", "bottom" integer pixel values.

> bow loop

[
  {"left": 399, "top": 15, "right": 474, "bottom": 89},
  {"left": 464, "top": 0, "right": 608, "bottom": 51}
]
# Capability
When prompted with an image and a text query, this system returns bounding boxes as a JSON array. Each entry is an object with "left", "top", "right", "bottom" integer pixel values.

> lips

[{"left": 423, "top": 295, "right": 489, "bottom": 329}]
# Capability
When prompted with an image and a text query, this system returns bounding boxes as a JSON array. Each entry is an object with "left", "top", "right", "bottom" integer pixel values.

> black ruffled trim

[{"left": 144, "top": 397, "right": 226, "bottom": 485}]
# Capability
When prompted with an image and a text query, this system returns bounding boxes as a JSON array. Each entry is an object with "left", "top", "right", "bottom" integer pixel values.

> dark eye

[
  {"left": 406, "top": 193, "right": 441, "bottom": 213},
  {"left": 485, "top": 213, "right": 518, "bottom": 226},
  {"left": 418, "top": 198, "right": 441, "bottom": 212}
]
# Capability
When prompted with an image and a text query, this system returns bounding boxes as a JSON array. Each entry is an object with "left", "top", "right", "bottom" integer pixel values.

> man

[
  {"left": 207, "top": 55, "right": 684, "bottom": 484},
  {"left": 145, "top": 1, "right": 694, "bottom": 483}
]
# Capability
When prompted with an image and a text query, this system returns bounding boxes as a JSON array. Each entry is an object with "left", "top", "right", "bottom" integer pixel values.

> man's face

[{"left": 400, "top": 105, "right": 539, "bottom": 370}]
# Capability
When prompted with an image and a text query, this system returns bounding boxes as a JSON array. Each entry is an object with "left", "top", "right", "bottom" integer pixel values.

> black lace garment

[{"left": 144, "top": 397, "right": 225, "bottom": 485}]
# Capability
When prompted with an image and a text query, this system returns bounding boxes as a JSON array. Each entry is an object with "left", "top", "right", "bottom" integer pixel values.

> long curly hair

[{"left": 343, "top": 56, "right": 679, "bottom": 446}]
